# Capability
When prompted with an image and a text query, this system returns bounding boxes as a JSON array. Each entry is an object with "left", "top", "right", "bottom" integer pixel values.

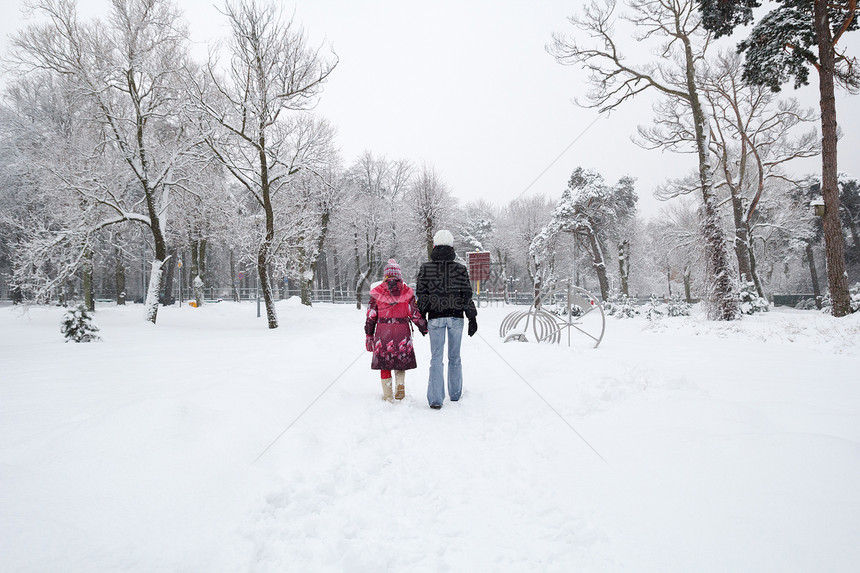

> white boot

[
  {"left": 381, "top": 377, "right": 394, "bottom": 402},
  {"left": 394, "top": 370, "right": 405, "bottom": 400}
]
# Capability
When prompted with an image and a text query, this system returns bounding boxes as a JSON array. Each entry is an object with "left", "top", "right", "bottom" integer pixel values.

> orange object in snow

[{"left": 188, "top": 301, "right": 197, "bottom": 307}]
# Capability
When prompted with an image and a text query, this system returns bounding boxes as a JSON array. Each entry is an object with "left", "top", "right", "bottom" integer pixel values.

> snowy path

[
  {"left": 244, "top": 331, "right": 615, "bottom": 571},
  {"left": 1, "top": 301, "right": 859, "bottom": 572}
]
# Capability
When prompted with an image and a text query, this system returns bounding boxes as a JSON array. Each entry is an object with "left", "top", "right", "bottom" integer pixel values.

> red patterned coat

[{"left": 365, "top": 278, "right": 428, "bottom": 370}]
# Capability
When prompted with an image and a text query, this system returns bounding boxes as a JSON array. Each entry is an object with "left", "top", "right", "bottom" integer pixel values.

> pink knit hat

[{"left": 383, "top": 259, "right": 402, "bottom": 280}]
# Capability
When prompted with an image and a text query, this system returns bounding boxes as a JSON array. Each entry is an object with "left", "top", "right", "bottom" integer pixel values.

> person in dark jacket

[
  {"left": 415, "top": 230, "right": 478, "bottom": 409},
  {"left": 365, "top": 259, "right": 428, "bottom": 402}
]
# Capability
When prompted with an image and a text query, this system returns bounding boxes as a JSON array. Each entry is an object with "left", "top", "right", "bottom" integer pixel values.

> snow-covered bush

[
  {"left": 604, "top": 291, "right": 637, "bottom": 318},
  {"left": 603, "top": 292, "right": 618, "bottom": 316},
  {"left": 644, "top": 295, "right": 664, "bottom": 321},
  {"left": 821, "top": 283, "right": 860, "bottom": 314},
  {"left": 795, "top": 298, "right": 818, "bottom": 311},
  {"left": 738, "top": 276, "right": 768, "bottom": 315},
  {"left": 612, "top": 294, "right": 639, "bottom": 319},
  {"left": 61, "top": 304, "right": 101, "bottom": 343},
  {"left": 545, "top": 302, "right": 584, "bottom": 318},
  {"left": 666, "top": 293, "right": 692, "bottom": 317}
]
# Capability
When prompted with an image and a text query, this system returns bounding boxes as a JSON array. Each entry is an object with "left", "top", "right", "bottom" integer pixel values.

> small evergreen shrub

[
  {"left": 644, "top": 294, "right": 664, "bottom": 321},
  {"left": 546, "top": 302, "right": 585, "bottom": 318},
  {"left": 795, "top": 298, "right": 818, "bottom": 310},
  {"left": 61, "top": 304, "right": 101, "bottom": 343},
  {"left": 666, "top": 293, "right": 692, "bottom": 317},
  {"left": 738, "top": 276, "right": 768, "bottom": 315},
  {"left": 612, "top": 294, "right": 639, "bottom": 319},
  {"left": 821, "top": 283, "right": 860, "bottom": 314},
  {"left": 603, "top": 292, "right": 618, "bottom": 316}
]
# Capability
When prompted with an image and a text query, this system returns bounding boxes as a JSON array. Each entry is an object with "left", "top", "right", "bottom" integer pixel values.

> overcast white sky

[{"left": 2, "top": 0, "right": 858, "bottom": 218}]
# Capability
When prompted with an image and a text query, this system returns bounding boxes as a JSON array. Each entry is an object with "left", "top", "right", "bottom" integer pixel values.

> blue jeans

[{"left": 427, "top": 317, "right": 464, "bottom": 406}]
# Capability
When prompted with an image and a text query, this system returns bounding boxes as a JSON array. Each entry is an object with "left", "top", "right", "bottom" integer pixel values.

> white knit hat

[{"left": 433, "top": 229, "right": 454, "bottom": 247}]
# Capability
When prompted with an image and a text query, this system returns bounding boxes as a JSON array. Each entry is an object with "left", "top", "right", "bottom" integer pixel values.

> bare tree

[
  {"left": 644, "top": 50, "right": 819, "bottom": 297},
  {"left": 9, "top": 0, "right": 196, "bottom": 323},
  {"left": 502, "top": 195, "right": 554, "bottom": 301},
  {"left": 703, "top": 52, "right": 819, "bottom": 298},
  {"left": 281, "top": 132, "right": 341, "bottom": 306},
  {"left": 189, "top": 0, "right": 336, "bottom": 328},
  {"left": 408, "top": 164, "right": 453, "bottom": 260},
  {"left": 550, "top": 0, "right": 739, "bottom": 319},
  {"left": 654, "top": 199, "right": 706, "bottom": 301}
]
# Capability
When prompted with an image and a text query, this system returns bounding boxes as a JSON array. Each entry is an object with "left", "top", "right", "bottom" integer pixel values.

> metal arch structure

[{"left": 499, "top": 282, "right": 605, "bottom": 348}]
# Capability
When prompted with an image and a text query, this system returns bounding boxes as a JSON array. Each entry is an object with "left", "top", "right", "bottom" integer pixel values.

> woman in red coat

[{"left": 365, "top": 259, "right": 428, "bottom": 401}]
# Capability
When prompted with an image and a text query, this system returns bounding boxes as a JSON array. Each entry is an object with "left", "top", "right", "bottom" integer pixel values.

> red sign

[{"left": 468, "top": 251, "right": 491, "bottom": 281}]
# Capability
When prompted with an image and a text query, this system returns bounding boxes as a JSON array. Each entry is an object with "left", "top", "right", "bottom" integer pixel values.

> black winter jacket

[{"left": 416, "top": 245, "right": 478, "bottom": 321}]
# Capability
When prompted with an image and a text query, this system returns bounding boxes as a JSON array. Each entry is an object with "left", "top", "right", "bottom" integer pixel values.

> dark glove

[
  {"left": 365, "top": 335, "right": 374, "bottom": 352},
  {"left": 419, "top": 325, "right": 428, "bottom": 336},
  {"left": 468, "top": 318, "right": 477, "bottom": 337}
]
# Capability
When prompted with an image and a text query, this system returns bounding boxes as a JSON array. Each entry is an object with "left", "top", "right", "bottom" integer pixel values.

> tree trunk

[
  {"left": 331, "top": 244, "right": 342, "bottom": 297},
  {"left": 115, "top": 246, "right": 126, "bottom": 305},
  {"left": 814, "top": 0, "right": 851, "bottom": 316},
  {"left": 730, "top": 190, "right": 754, "bottom": 283},
  {"left": 298, "top": 245, "right": 313, "bottom": 306},
  {"left": 353, "top": 229, "right": 362, "bottom": 309},
  {"left": 82, "top": 248, "right": 94, "bottom": 312},
  {"left": 179, "top": 251, "right": 188, "bottom": 303},
  {"left": 300, "top": 276, "right": 313, "bottom": 306},
  {"left": 229, "top": 249, "right": 240, "bottom": 302},
  {"left": 258, "top": 142, "right": 278, "bottom": 328},
  {"left": 846, "top": 217, "right": 860, "bottom": 259},
  {"left": 190, "top": 241, "right": 204, "bottom": 307},
  {"left": 190, "top": 241, "right": 199, "bottom": 288},
  {"left": 354, "top": 265, "right": 372, "bottom": 310},
  {"left": 806, "top": 241, "right": 823, "bottom": 309},
  {"left": 533, "top": 258, "right": 543, "bottom": 310},
  {"left": 258, "top": 237, "right": 277, "bottom": 328},
  {"left": 747, "top": 237, "right": 765, "bottom": 299},
  {"left": 495, "top": 247, "right": 509, "bottom": 303},
  {"left": 683, "top": 35, "right": 738, "bottom": 320},
  {"left": 352, "top": 228, "right": 374, "bottom": 309},
  {"left": 11, "top": 284, "right": 23, "bottom": 304},
  {"left": 684, "top": 265, "right": 692, "bottom": 303},
  {"left": 618, "top": 239, "right": 630, "bottom": 296},
  {"left": 583, "top": 228, "right": 609, "bottom": 301},
  {"left": 193, "top": 275, "right": 204, "bottom": 307},
  {"left": 425, "top": 216, "right": 434, "bottom": 260},
  {"left": 667, "top": 265, "right": 672, "bottom": 297},
  {"left": 144, "top": 259, "right": 165, "bottom": 323},
  {"left": 161, "top": 247, "right": 176, "bottom": 306},
  {"left": 316, "top": 251, "right": 330, "bottom": 292},
  {"left": 142, "top": 228, "right": 167, "bottom": 324},
  {"left": 300, "top": 210, "right": 331, "bottom": 307},
  {"left": 199, "top": 240, "right": 207, "bottom": 284},
  {"left": 141, "top": 191, "right": 167, "bottom": 324}
]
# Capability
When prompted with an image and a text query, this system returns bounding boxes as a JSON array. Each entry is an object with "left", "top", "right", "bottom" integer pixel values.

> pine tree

[
  {"left": 667, "top": 293, "right": 693, "bottom": 317},
  {"left": 644, "top": 295, "right": 665, "bottom": 321},
  {"left": 738, "top": 275, "right": 770, "bottom": 314},
  {"left": 61, "top": 304, "right": 101, "bottom": 343}
]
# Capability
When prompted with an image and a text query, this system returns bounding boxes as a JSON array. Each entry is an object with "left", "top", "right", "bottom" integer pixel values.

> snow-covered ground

[{"left": 1, "top": 299, "right": 859, "bottom": 572}]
